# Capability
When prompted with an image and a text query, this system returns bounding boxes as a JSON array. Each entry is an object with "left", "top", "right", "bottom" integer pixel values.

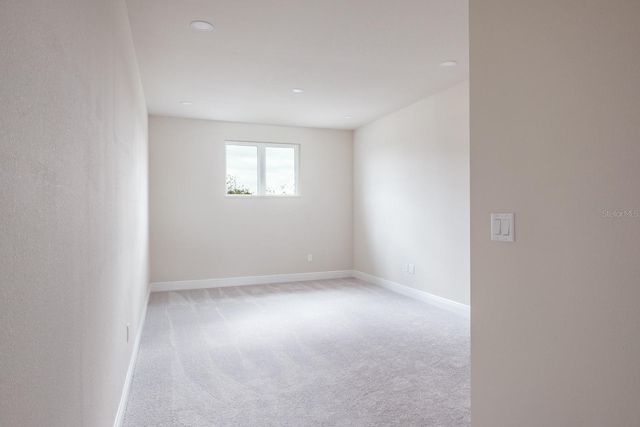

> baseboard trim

[
  {"left": 353, "top": 271, "right": 470, "bottom": 317},
  {"left": 113, "top": 287, "right": 151, "bottom": 427},
  {"left": 150, "top": 270, "right": 355, "bottom": 293},
  {"left": 150, "top": 270, "right": 468, "bottom": 316}
]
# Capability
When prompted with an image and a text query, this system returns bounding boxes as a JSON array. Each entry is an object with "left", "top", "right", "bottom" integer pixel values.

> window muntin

[{"left": 225, "top": 141, "right": 299, "bottom": 196}]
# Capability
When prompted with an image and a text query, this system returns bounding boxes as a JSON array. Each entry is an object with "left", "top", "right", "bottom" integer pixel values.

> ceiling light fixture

[
  {"left": 440, "top": 60, "right": 458, "bottom": 67},
  {"left": 344, "top": 116, "right": 353, "bottom": 119},
  {"left": 180, "top": 101, "right": 192, "bottom": 105},
  {"left": 190, "top": 21, "right": 213, "bottom": 31},
  {"left": 292, "top": 88, "right": 304, "bottom": 93}
]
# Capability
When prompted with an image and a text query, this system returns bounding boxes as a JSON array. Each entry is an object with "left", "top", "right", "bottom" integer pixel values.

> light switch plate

[{"left": 491, "top": 213, "right": 515, "bottom": 242}]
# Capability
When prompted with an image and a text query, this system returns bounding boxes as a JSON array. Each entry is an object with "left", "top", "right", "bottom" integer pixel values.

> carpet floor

[{"left": 123, "top": 278, "right": 470, "bottom": 426}]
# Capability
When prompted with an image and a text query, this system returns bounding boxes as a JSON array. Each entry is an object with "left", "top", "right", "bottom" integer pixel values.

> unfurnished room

[{"left": 1, "top": 0, "right": 639, "bottom": 426}]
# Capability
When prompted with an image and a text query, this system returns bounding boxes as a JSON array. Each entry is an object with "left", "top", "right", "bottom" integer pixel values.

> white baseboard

[
  {"left": 151, "top": 270, "right": 468, "bottom": 317},
  {"left": 150, "top": 270, "right": 355, "bottom": 293},
  {"left": 114, "top": 287, "right": 151, "bottom": 427},
  {"left": 352, "top": 271, "right": 470, "bottom": 317}
]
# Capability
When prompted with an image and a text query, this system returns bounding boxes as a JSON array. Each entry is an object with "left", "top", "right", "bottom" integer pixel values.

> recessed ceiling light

[
  {"left": 180, "top": 101, "right": 192, "bottom": 106},
  {"left": 440, "top": 61, "right": 458, "bottom": 67},
  {"left": 344, "top": 116, "right": 353, "bottom": 119},
  {"left": 292, "top": 88, "right": 304, "bottom": 93},
  {"left": 190, "top": 21, "right": 213, "bottom": 31}
]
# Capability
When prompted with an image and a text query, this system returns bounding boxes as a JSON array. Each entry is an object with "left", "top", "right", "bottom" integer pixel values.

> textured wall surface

[
  {"left": 471, "top": 0, "right": 640, "bottom": 425},
  {"left": 0, "top": 0, "right": 149, "bottom": 425},
  {"left": 149, "top": 116, "right": 352, "bottom": 283},
  {"left": 354, "top": 81, "right": 470, "bottom": 305}
]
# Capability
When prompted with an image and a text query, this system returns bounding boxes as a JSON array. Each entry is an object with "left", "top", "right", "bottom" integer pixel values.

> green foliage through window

[{"left": 226, "top": 175, "right": 253, "bottom": 195}]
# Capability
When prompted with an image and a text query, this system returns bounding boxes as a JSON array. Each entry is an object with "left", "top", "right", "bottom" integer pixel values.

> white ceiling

[{"left": 126, "top": 0, "right": 468, "bottom": 130}]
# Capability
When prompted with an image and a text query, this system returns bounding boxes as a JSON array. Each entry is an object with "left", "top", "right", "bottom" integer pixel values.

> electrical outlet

[
  {"left": 407, "top": 264, "right": 415, "bottom": 274},
  {"left": 308, "top": 254, "right": 313, "bottom": 262}
]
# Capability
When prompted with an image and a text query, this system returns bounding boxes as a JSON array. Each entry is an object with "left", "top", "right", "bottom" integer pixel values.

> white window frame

[{"left": 225, "top": 140, "right": 300, "bottom": 197}]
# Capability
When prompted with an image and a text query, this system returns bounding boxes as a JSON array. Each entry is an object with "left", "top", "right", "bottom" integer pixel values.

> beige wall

[
  {"left": 0, "top": 1, "right": 149, "bottom": 426},
  {"left": 149, "top": 116, "right": 353, "bottom": 283},
  {"left": 353, "top": 81, "right": 470, "bottom": 305},
  {"left": 471, "top": 1, "right": 640, "bottom": 425}
]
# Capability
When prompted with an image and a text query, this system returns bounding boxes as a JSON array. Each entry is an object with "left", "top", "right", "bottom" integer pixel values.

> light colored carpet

[{"left": 123, "top": 278, "right": 470, "bottom": 426}]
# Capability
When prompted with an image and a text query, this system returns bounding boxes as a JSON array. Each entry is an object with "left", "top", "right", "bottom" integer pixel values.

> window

[{"left": 225, "top": 141, "right": 299, "bottom": 196}]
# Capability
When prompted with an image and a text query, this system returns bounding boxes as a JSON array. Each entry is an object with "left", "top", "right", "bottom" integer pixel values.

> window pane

[
  {"left": 265, "top": 146, "right": 296, "bottom": 195},
  {"left": 226, "top": 145, "right": 257, "bottom": 195}
]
